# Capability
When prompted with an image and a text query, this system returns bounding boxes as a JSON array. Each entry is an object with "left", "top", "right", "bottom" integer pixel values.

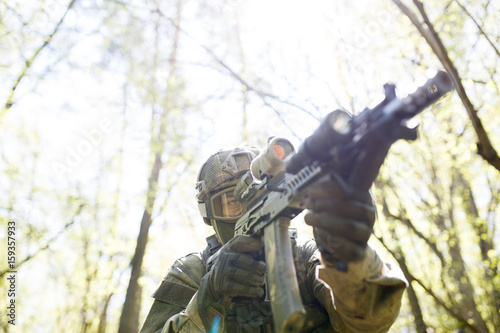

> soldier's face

[{"left": 221, "top": 191, "right": 244, "bottom": 217}]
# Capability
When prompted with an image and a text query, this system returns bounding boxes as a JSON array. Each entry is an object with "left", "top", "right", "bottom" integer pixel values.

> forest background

[{"left": 0, "top": 0, "right": 499, "bottom": 332}]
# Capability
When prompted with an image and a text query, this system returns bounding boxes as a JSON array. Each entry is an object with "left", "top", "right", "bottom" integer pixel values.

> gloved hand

[
  {"left": 304, "top": 177, "right": 376, "bottom": 264},
  {"left": 205, "top": 235, "right": 266, "bottom": 302},
  {"left": 197, "top": 235, "right": 267, "bottom": 331}
]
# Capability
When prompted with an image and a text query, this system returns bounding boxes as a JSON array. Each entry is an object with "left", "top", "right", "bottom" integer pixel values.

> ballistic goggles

[{"left": 198, "top": 186, "right": 246, "bottom": 222}]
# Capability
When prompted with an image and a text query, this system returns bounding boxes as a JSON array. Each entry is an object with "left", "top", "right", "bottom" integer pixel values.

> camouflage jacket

[{"left": 141, "top": 236, "right": 407, "bottom": 333}]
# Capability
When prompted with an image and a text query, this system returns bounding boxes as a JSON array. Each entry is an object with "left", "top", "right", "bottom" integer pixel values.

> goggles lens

[{"left": 210, "top": 187, "right": 245, "bottom": 221}]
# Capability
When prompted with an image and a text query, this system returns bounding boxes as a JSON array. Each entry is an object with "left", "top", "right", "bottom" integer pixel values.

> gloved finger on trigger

[
  {"left": 305, "top": 198, "right": 376, "bottom": 225},
  {"left": 305, "top": 213, "right": 373, "bottom": 243},
  {"left": 307, "top": 179, "right": 373, "bottom": 203},
  {"left": 316, "top": 233, "right": 367, "bottom": 262},
  {"left": 307, "top": 180, "right": 345, "bottom": 199}
]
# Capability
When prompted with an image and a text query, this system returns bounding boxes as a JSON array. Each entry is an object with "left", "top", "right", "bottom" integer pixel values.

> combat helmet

[{"left": 195, "top": 146, "right": 260, "bottom": 244}]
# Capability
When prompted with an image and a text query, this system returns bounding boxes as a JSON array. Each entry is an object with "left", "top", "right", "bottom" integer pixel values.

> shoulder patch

[
  {"left": 151, "top": 251, "right": 205, "bottom": 307},
  {"left": 152, "top": 279, "right": 197, "bottom": 307}
]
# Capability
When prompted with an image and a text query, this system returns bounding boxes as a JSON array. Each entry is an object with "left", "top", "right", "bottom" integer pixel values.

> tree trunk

[
  {"left": 97, "top": 293, "right": 113, "bottom": 333},
  {"left": 379, "top": 198, "right": 429, "bottom": 333},
  {"left": 118, "top": 1, "right": 183, "bottom": 332}
]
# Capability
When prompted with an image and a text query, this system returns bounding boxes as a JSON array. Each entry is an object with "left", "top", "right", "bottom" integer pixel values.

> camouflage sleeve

[
  {"left": 140, "top": 252, "right": 208, "bottom": 333},
  {"left": 160, "top": 291, "right": 207, "bottom": 333},
  {"left": 308, "top": 242, "right": 407, "bottom": 333},
  {"left": 141, "top": 292, "right": 208, "bottom": 333}
]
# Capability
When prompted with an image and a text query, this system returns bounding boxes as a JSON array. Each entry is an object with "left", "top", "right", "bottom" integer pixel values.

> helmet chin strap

[{"left": 211, "top": 219, "right": 236, "bottom": 245}]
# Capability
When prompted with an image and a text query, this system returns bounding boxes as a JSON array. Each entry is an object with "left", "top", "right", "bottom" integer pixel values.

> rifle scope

[
  {"left": 285, "top": 110, "right": 352, "bottom": 175},
  {"left": 251, "top": 137, "right": 295, "bottom": 180}
]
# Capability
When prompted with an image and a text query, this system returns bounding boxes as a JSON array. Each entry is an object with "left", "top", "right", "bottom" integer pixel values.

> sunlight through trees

[{"left": 0, "top": 0, "right": 498, "bottom": 332}]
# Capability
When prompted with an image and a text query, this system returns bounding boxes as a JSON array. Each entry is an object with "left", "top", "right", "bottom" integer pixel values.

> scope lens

[
  {"left": 274, "top": 139, "right": 295, "bottom": 158},
  {"left": 330, "top": 110, "right": 351, "bottom": 135},
  {"left": 273, "top": 144, "right": 285, "bottom": 159}
]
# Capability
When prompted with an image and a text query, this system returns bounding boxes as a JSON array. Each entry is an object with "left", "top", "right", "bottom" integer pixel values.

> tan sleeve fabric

[{"left": 315, "top": 245, "right": 408, "bottom": 333}]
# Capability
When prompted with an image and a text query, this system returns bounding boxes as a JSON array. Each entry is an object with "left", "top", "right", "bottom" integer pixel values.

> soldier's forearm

[{"left": 317, "top": 245, "right": 407, "bottom": 332}]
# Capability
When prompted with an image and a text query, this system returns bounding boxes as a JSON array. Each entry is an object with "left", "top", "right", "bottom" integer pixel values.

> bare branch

[
  {"left": 0, "top": 0, "right": 78, "bottom": 124},
  {"left": 391, "top": 0, "right": 500, "bottom": 172},
  {"left": 195, "top": 40, "right": 321, "bottom": 122},
  {"left": 377, "top": 178, "right": 446, "bottom": 265},
  {"left": 376, "top": 236, "right": 478, "bottom": 332},
  {"left": 0, "top": 204, "right": 83, "bottom": 278},
  {"left": 155, "top": 5, "right": 321, "bottom": 129},
  {"left": 453, "top": 0, "right": 500, "bottom": 58}
]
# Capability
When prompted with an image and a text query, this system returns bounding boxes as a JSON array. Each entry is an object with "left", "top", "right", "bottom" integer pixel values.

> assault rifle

[{"left": 233, "top": 71, "right": 453, "bottom": 332}]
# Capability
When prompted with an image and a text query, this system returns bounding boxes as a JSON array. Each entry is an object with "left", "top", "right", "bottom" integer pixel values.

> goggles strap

[{"left": 198, "top": 201, "right": 209, "bottom": 218}]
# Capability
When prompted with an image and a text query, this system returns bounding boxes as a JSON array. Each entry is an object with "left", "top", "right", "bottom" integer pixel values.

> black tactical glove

[
  {"left": 206, "top": 235, "right": 266, "bottom": 300},
  {"left": 304, "top": 177, "right": 376, "bottom": 264},
  {"left": 198, "top": 235, "right": 267, "bottom": 331}
]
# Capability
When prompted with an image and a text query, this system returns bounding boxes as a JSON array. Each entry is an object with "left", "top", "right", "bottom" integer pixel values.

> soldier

[{"left": 141, "top": 145, "right": 407, "bottom": 333}]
